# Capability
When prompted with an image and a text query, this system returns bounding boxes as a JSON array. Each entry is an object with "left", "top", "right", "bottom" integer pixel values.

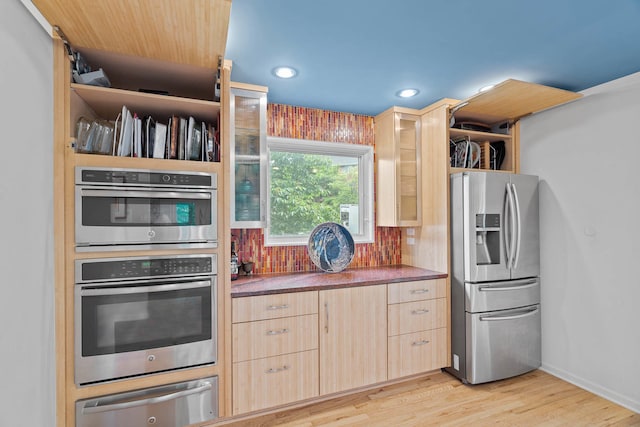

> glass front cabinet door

[
  {"left": 374, "top": 107, "right": 422, "bottom": 227},
  {"left": 230, "top": 84, "right": 268, "bottom": 228}
]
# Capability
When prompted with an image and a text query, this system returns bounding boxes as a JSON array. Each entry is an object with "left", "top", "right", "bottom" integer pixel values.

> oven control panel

[
  {"left": 77, "top": 167, "right": 217, "bottom": 188},
  {"left": 77, "top": 255, "right": 217, "bottom": 282}
]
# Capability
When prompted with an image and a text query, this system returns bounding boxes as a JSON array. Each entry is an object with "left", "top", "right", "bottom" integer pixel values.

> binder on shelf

[
  {"left": 132, "top": 115, "right": 142, "bottom": 158},
  {"left": 184, "top": 117, "right": 196, "bottom": 160},
  {"left": 144, "top": 116, "right": 156, "bottom": 158},
  {"left": 112, "top": 112, "right": 122, "bottom": 156},
  {"left": 200, "top": 121, "right": 207, "bottom": 162},
  {"left": 169, "top": 115, "right": 179, "bottom": 159},
  {"left": 190, "top": 119, "right": 202, "bottom": 161},
  {"left": 118, "top": 106, "right": 133, "bottom": 157},
  {"left": 178, "top": 117, "right": 185, "bottom": 160},
  {"left": 152, "top": 122, "right": 167, "bottom": 159}
]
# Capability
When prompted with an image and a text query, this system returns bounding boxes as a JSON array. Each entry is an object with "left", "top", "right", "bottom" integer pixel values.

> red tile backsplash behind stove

[{"left": 232, "top": 103, "right": 401, "bottom": 274}]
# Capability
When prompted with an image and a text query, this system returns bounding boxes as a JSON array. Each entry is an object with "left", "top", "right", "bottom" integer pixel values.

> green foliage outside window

[{"left": 269, "top": 151, "right": 358, "bottom": 236}]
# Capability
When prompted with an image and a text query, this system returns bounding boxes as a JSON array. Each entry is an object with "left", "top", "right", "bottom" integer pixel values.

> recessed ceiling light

[
  {"left": 396, "top": 88, "right": 419, "bottom": 98},
  {"left": 478, "top": 84, "right": 495, "bottom": 93},
  {"left": 273, "top": 66, "right": 297, "bottom": 79}
]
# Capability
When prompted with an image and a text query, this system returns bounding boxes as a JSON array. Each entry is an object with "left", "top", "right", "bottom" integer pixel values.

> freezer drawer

[
  {"left": 76, "top": 376, "right": 218, "bottom": 427},
  {"left": 466, "top": 305, "right": 540, "bottom": 384},
  {"left": 465, "top": 278, "right": 539, "bottom": 313}
]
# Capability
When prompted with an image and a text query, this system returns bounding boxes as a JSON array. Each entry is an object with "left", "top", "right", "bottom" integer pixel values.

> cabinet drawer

[
  {"left": 232, "top": 314, "right": 318, "bottom": 362},
  {"left": 388, "top": 278, "right": 446, "bottom": 304},
  {"left": 232, "top": 350, "right": 319, "bottom": 414},
  {"left": 388, "top": 328, "right": 447, "bottom": 379},
  {"left": 388, "top": 298, "right": 446, "bottom": 336},
  {"left": 232, "top": 291, "right": 318, "bottom": 323}
]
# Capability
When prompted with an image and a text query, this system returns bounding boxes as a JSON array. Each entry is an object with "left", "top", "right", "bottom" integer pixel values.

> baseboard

[{"left": 540, "top": 363, "right": 639, "bottom": 414}]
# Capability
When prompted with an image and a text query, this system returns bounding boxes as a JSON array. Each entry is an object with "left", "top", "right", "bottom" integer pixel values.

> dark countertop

[{"left": 230, "top": 264, "right": 447, "bottom": 297}]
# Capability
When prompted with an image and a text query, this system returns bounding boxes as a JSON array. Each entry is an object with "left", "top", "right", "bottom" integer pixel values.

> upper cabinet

[
  {"left": 32, "top": 0, "right": 230, "bottom": 68},
  {"left": 33, "top": 0, "right": 231, "bottom": 169},
  {"left": 230, "top": 83, "right": 268, "bottom": 228},
  {"left": 448, "top": 79, "right": 581, "bottom": 174},
  {"left": 375, "top": 107, "right": 422, "bottom": 227}
]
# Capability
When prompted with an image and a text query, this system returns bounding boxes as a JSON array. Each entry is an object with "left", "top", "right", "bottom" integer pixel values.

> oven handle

[
  {"left": 81, "top": 381, "right": 212, "bottom": 414},
  {"left": 80, "top": 188, "right": 211, "bottom": 199},
  {"left": 81, "top": 280, "right": 211, "bottom": 296}
]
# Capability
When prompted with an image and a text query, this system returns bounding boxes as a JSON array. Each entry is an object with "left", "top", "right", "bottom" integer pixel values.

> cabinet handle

[
  {"left": 411, "top": 309, "right": 429, "bottom": 315},
  {"left": 265, "top": 365, "right": 290, "bottom": 374},
  {"left": 266, "top": 328, "right": 289, "bottom": 336},
  {"left": 410, "top": 288, "right": 430, "bottom": 294},
  {"left": 412, "top": 340, "right": 430, "bottom": 346},
  {"left": 324, "top": 301, "right": 329, "bottom": 333},
  {"left": 266, "top": 304, "right": 289, "bottom": 310}
]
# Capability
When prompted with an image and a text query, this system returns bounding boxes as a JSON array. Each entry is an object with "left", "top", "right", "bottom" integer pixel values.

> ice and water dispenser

[{"left": 475, "top": 213, "right": 501, "bottom": 265}]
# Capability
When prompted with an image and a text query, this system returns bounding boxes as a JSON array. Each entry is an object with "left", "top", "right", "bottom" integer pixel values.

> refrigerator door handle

[
  {"left": 478, "top": 281, "right": 538, "bottom": 292},
  {"left": 504, "top": 183, "right": 516, "bottom": 269},
  {"left": 511, "top": 183, "right": 522, "bottom": 269},
  {"left": 479, "top": 307, "right": 539, "bottom": 322}
]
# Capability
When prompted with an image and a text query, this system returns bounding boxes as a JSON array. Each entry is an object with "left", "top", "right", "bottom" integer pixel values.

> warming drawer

[{"left": 75, "top": 376, "right": 218, "bottom": 427}]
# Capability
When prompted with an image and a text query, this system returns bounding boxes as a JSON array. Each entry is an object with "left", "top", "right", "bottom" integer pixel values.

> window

[{"left": 266, "top": 137, "right": 374, "bottom": 246}]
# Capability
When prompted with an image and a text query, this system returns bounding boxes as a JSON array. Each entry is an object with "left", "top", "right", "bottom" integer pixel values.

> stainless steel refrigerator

[{"left": 447, "top": 171, "right": 541, "bottom": 384}]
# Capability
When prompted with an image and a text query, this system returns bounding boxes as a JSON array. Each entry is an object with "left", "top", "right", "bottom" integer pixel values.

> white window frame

[{"left": 265, "top": 136, "right": 374, "bottom": 247}]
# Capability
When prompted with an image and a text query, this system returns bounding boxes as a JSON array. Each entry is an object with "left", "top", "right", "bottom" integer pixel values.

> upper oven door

[{"left": 75, "top": 186, "right": 217, "bottom": 248}]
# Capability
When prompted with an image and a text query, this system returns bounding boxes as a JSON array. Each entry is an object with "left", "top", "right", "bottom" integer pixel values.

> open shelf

[
  {"left": 449, "top": 127, "right": 510, "bottom": 142},
  {"left": 72, "top": 84, "right": 220, "bottom": 124}
]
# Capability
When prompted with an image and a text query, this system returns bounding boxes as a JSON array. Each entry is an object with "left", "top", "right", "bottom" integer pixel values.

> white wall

[
  {"left": 0, "top": 1, "right": 55, "bottom": 426},
  {"left": 520, "top": 72, "right": 640, "bottom": 412}
]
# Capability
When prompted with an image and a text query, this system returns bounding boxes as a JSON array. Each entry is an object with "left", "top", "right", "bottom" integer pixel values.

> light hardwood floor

[{"left": 220, "top": 370, "right": 639, "bottom": 426}]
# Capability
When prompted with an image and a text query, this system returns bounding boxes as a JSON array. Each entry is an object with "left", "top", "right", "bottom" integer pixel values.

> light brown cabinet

[
  {"left": 232, "top": 291, "right": 318, "bottom": 323},
  {"left": 231, "top": 279, "right": 448, "bottom": 414},
  {"left": 375, "top": 107, "right": 422, "bottom": 227},
  {"left": 31, "top": 1, "right": 232, "bottom": 425},
  {"left": 232, "top": 350, "right": 319, "bottom": 414},
  {"left": 447, "top": 79, "right": 581, "bottom": 174},
  {"left": 402, "top": 80, "right": 581, "bottom": 275},
  {"left": 230, "top": 83, "right": 268, "bottom": 228},
  {"left": 319, "top": 285, "right": 387, "bottom": 395},
  {"left": 232, "top": 315, "right": 318, "bottom": 362},
  {"left": 232, "top": 291, "right": 319, "bottom": 414},
  {"left": 387, "top": 279, "right": 448, "bottom": 380}
]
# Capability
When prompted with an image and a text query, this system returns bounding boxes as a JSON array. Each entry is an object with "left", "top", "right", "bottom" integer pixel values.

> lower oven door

[
  {"left": 75, "top": 278, "right": 216, "bottom": 385},
  {"left": 466, "top": 304, "right": 541, "bottom": 384},
  {"left": 76, "top": 376, "right": 218, "bottom": 427}
]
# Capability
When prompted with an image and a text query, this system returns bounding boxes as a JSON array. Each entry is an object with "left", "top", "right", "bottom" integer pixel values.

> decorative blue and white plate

[{"left": 307, "top": 222, "right": 355, "bottom": 273}]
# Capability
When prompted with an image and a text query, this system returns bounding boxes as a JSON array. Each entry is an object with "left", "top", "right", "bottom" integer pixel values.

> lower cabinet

[
  {"left": 319, "top": 285, "right": 387, "bottom": 395},
  {"left": 232, "top": 350, "right": 319, "bottom": 414},
  {"left": 387, "top": 279, "right": 448, "bottom": 379},
  {"left": 231, "top": 279, "right": 448, "bottom": 414},
  {"left": 388, "top": 328, "right": 447, "bottom": 379},
  {"left": 232, "top": 291, "right": 319, "bottom": 414}
]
